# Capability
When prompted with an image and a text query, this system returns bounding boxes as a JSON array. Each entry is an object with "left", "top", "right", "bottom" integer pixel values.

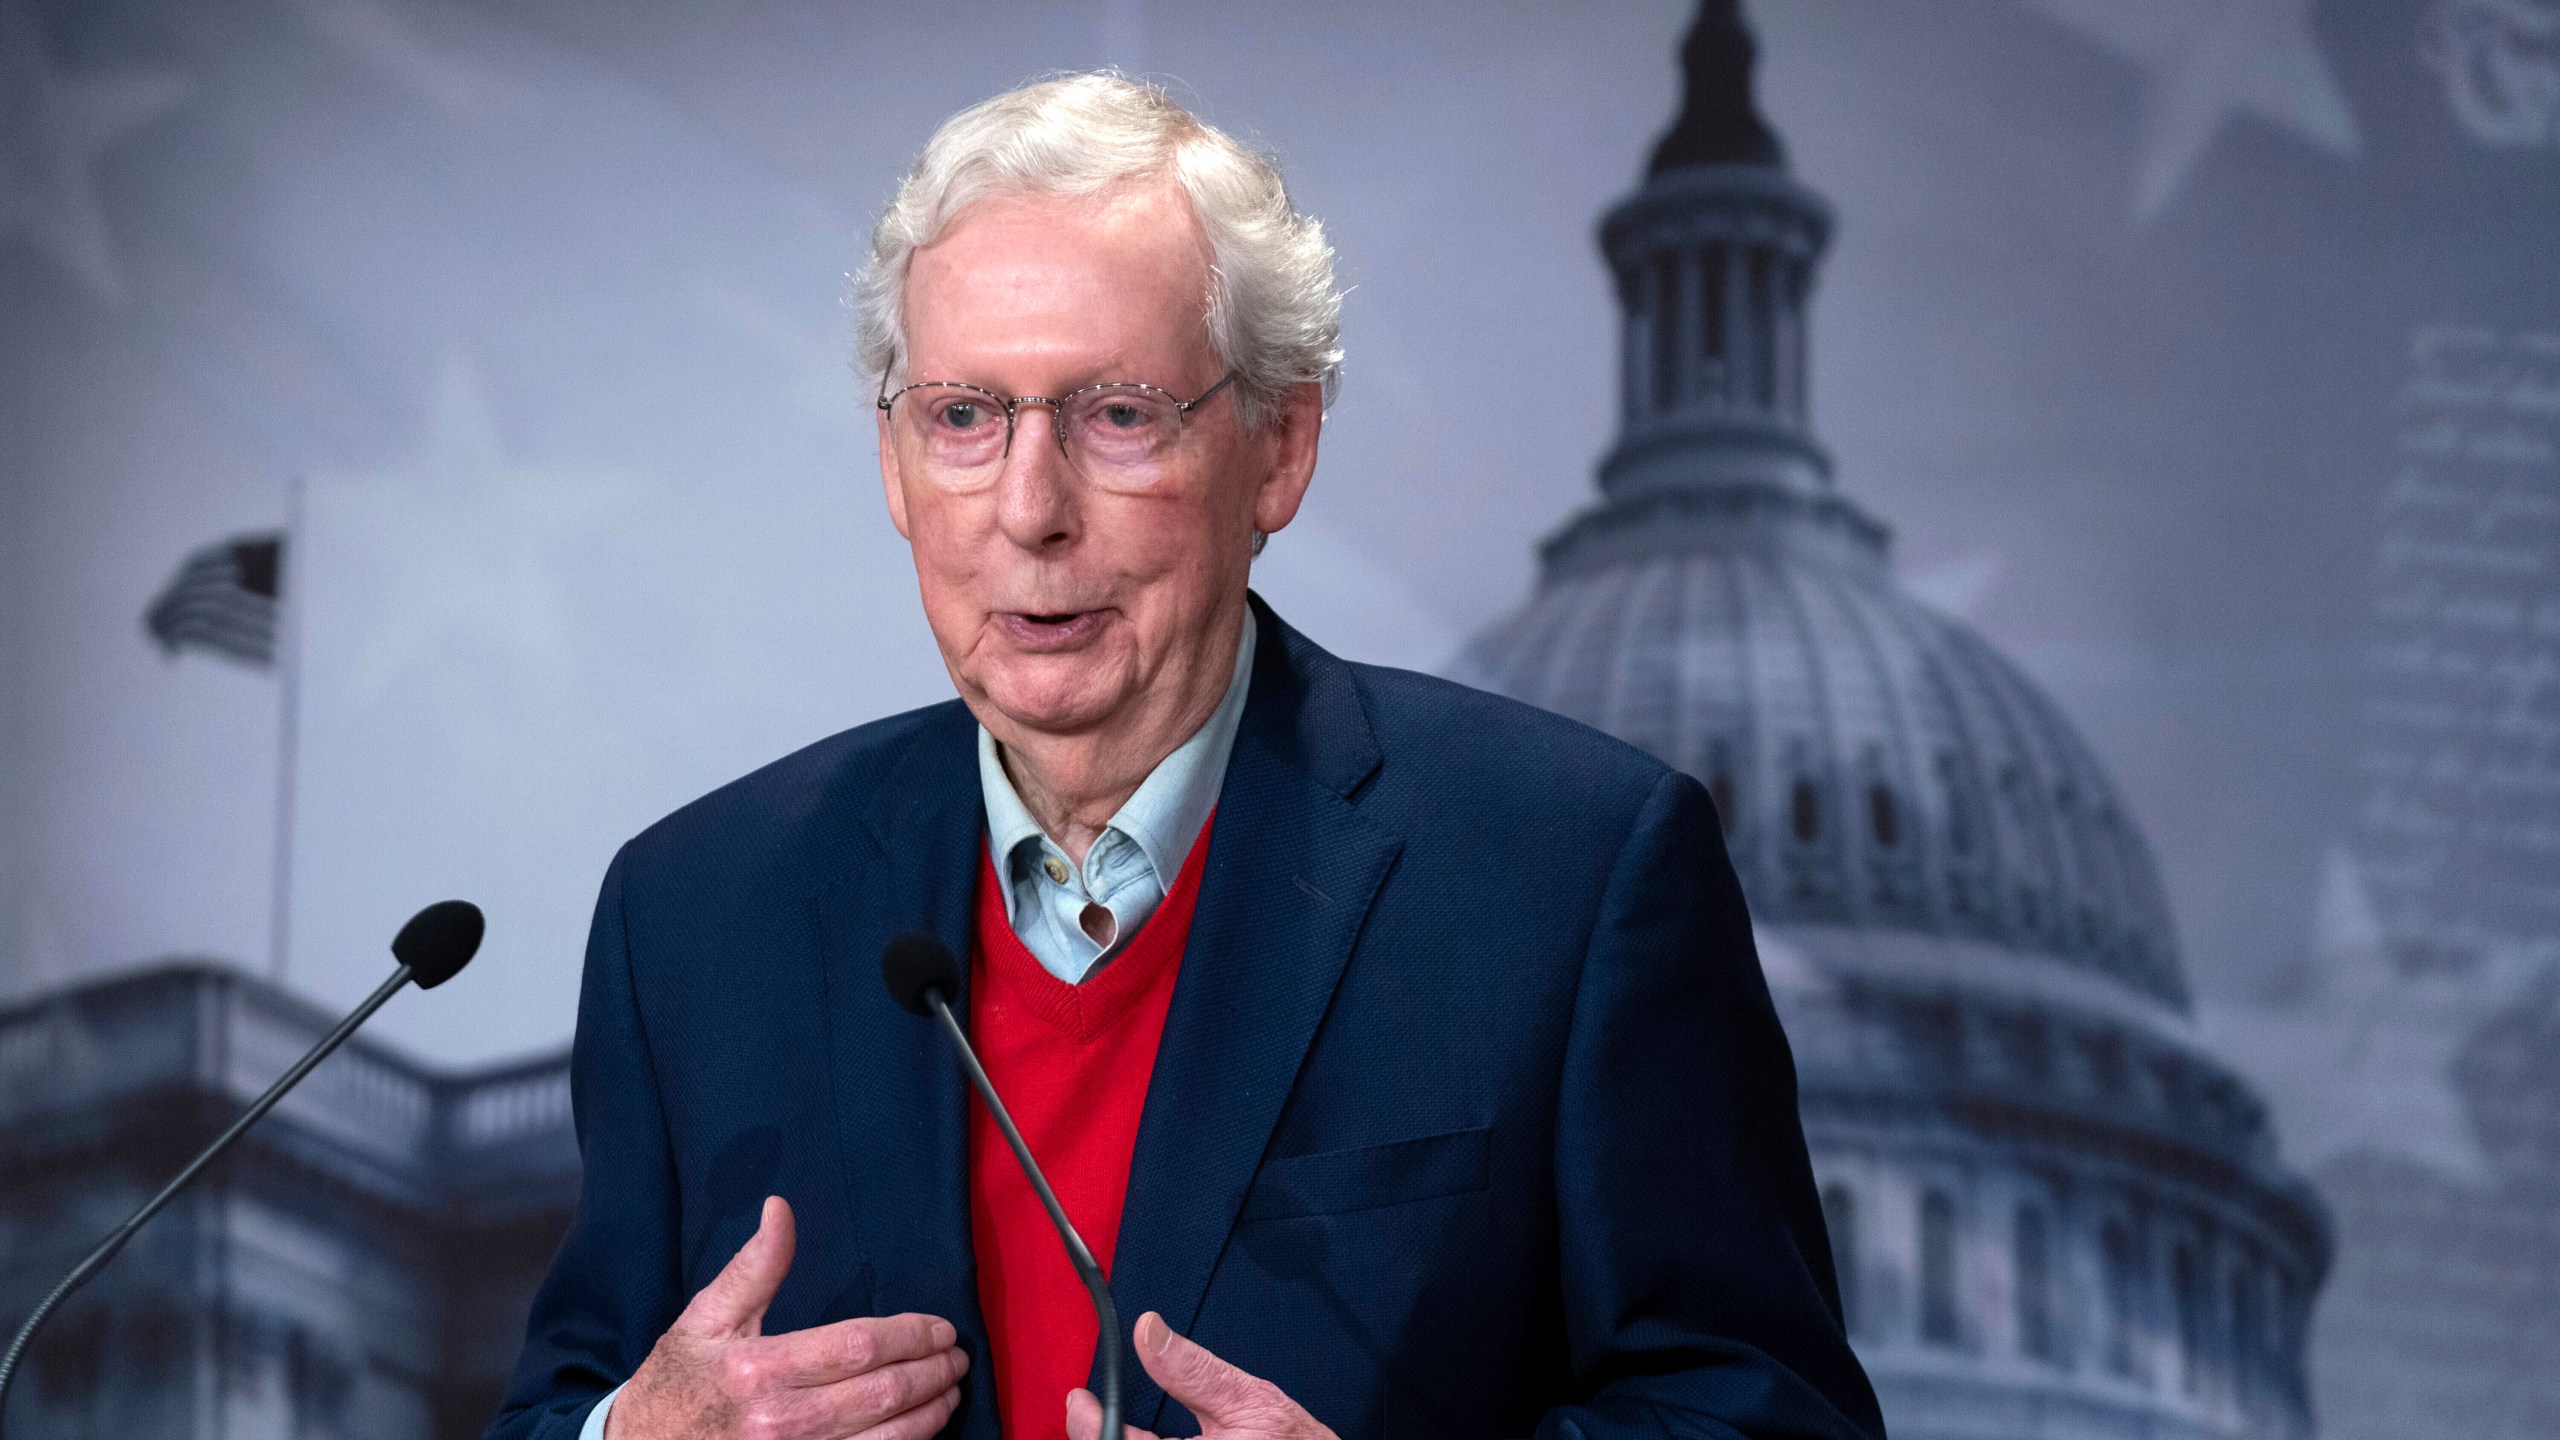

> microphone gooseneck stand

[
  {"left": 0, "top": 900, "right": 485, "bottom": 1439},
  {"left": 882, "top": 931, "right": 1121, "bottom": 1440},
  {"left": 926, "top": 987, "right": 1125, "bottom": 1440}
]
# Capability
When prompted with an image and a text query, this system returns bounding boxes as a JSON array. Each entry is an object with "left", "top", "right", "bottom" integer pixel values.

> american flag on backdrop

[{"left": 144, "top": 532, "right": 284, "bottom": 667}]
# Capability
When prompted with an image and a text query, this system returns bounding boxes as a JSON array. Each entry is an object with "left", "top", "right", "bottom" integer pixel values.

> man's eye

[
  {"left": 1101, "top": 403, "right": 1149, "bottom": 430},
  {"left": 939, "top": 402, "right": 985, "bottom": 429}
]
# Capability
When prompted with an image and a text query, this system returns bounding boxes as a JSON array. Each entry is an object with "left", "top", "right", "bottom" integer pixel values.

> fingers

[
  {"left": 1129, "top": 1311, "right": 1291, "bottom": 1430},
  {"left": 765, "top": 1312, "right": 961, "bottom": 1388},
  {"left": 679, "top": 1195, "right": 797, "bottom": 1339},
  {"left": 739, "top": 1364, "right": 965, "bottom": 1440},
  {"left": 789, "top": 1341, "right": 967, "bottom": 1419},
  {"left": 1065, "top": 1384, "right": 1161, "bottom": 1440},
  {"left": 706, "top": 1329, "right": 967, "bottom": 1440}
]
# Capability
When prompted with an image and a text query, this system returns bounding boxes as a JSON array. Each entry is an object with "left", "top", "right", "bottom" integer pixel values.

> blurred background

[{"left": 1, "top": 0, "right": 2554, "bottom": 1436}]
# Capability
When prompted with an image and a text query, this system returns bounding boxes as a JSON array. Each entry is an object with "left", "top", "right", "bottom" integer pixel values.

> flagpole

[{"left": 269, "top": 472, "right": 307, "bottom": 985}]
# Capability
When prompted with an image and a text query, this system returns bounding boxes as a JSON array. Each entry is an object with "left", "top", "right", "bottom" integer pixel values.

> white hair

[{"left": 852, "top": 73, "right": 1343, "bottom": 428}]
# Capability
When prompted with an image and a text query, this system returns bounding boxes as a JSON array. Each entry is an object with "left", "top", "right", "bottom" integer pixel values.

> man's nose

[{"left": 993, "top": 404, "right": 1078, "bottom": 550}]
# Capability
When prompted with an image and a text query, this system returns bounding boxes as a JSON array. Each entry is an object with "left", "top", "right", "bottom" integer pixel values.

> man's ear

[
  {"left": 877, "top": 406, "right": 914, "bottom": 540},
  {"left": 1249, "top": 380, "right": 1324, "bottom": 537}
]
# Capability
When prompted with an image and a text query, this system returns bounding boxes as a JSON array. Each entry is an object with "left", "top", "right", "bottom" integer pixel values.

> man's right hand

[{"left": 607, "top": 1196, "right": 968, "bottom": 1440}]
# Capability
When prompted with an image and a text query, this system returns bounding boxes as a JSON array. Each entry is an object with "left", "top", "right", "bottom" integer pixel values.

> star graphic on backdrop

[
  {"left": 0, "top": 0, "right": 190, "bottom": 302},
  {"left": 2198, "top": 844, "right": 2550, "bottom": 1185},
  {"left": 2019, "top": 0, "right": 2361, "bottom": 221},
  {"left": 319, "top": 356, "right": 630, "bottom": 704}
]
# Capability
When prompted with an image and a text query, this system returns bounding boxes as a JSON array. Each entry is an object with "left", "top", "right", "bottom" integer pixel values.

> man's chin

[{"left": 973, "top": 668, "right": 1129, "bottom": 740}]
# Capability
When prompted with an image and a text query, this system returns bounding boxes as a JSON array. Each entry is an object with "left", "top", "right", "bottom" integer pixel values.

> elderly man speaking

[{"left": 487, "top": 75, "right": 1879, "bottom": 1440}]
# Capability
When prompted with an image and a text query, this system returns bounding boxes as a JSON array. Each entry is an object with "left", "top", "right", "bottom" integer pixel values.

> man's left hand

[{"left": 1064, "top": 1311, "right": 1339, "bottom": 1440}]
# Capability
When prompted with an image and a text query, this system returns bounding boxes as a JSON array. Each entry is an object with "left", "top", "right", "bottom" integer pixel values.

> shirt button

[{"left": 1042, "top": 856, "right": 1070, "bottom": 885}]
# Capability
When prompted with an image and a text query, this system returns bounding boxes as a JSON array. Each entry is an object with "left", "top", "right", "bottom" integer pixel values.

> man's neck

[{"left": 995, "top": 738, "right": 1154, "bottom": 866}]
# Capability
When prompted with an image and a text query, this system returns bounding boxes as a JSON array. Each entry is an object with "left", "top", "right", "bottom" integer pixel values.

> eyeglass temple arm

[{"left": 1178, "top": 372, "right": 1238, "bottom": 412}]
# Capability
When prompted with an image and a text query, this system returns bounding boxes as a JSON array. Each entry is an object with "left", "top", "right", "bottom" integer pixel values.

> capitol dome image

[{"left": 1451, "top": 6, "right": 2331, "bottom": 1438}]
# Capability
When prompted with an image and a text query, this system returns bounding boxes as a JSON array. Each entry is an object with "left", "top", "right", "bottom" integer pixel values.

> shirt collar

[{"left": 977, "top": 608, "right": 1257, "bottom": 892}]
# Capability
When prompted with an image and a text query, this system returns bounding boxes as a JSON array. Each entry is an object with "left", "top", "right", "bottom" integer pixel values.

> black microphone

[
  {"left": 883, "top": 932, "right": 1123, "bottom": 1440},
  {"left": 0, "top": 900, "right": 487, "bottom": 1436}
]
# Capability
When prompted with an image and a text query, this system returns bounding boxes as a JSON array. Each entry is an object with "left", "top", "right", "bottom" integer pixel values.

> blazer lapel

[
  {"left": 1105, "top": 599, "right": 1404, "bottom": 1431},
  {"left": 812, "top": 705, "right": 1001, "bottom": 1436}
]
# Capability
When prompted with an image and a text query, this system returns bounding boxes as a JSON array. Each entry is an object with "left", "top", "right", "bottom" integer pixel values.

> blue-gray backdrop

[{"left": 3, "top": 0, "right": 2555, "bottom": 1434}]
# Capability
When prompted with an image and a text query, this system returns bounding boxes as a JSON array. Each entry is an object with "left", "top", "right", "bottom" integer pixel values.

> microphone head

[
  {"left": 881, "top": 933, "right": 961, "bottom": 1017},
  {"left": 393, "top": 900, "right": 485, "bottom": 989}
]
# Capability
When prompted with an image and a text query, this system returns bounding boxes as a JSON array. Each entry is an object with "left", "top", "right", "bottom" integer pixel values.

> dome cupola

[{"left": 1587, "top": 0, "right": 1839, "bottom": 528}]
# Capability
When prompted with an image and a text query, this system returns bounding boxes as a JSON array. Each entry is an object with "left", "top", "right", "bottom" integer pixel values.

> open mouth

[{"left": 999, "top": 609, "right": 1106, "bottom": 649}]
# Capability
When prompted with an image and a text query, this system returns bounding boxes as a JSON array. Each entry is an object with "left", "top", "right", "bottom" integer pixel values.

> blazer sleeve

[
  {"left": 1538, "top": 770, "right": 1885, "bottom": 1440},
  {"left": 484, "top": 847, "right": 686, "bottom": 1440}
]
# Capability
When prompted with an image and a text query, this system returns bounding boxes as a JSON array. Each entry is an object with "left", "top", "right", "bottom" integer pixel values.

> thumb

[
  {"left": 680, "top": 1195, "right": 795, "bottom": 1338},
  {"left": 1131, "top": 1312, "right": 1283, "bottom": 1430}
]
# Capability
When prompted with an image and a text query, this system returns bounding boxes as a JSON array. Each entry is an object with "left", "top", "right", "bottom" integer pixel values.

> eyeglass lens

[{"left": 890, "top": 383, "right": 1196, "bottom": 491}]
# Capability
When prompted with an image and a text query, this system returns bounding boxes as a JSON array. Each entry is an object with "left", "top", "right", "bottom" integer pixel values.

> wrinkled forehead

[{"left": 900, "top": 179, "right": 1219, "bottom": 379}]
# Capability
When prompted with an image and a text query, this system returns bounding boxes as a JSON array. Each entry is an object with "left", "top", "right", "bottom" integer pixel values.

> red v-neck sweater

[{"left": 969, "top": 813, "right": 1213, "bottom": 1440}]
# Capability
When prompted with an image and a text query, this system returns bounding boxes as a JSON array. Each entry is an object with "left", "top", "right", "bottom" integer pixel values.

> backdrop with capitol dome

[{"left": 0, "top": 0, "right": 2553, "bottom": 1437}]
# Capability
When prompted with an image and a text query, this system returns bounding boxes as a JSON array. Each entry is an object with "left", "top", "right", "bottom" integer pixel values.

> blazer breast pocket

[{"left": 1239, "top": 1126, "right": 1491, "bottom": 1221}]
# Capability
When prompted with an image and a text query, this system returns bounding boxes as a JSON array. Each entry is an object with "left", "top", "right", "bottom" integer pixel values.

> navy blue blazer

[{"left": 487, "top": 596, "right": 1883, "bottom": 1440}]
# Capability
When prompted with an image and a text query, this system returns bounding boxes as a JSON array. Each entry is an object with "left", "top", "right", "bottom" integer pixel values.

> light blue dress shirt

[{"left": 574, "top": 611, "right": 1254, "bottom": 1440}]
